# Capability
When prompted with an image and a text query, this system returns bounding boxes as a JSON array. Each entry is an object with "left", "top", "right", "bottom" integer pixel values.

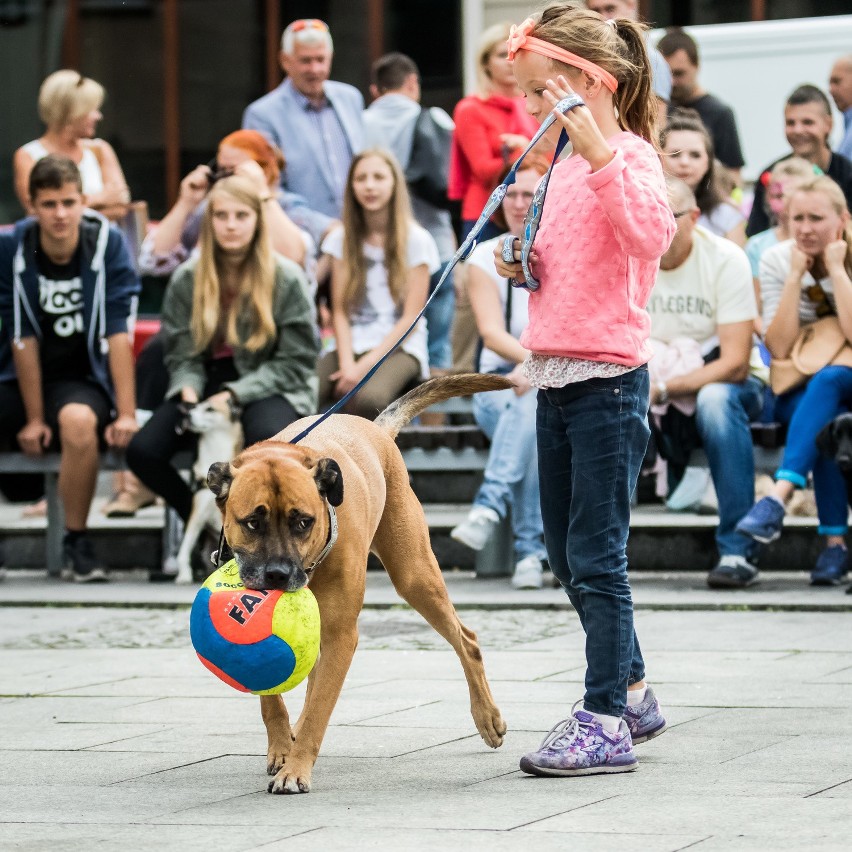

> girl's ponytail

[{"left": 610, "top": 18, "right": 657, "bottom": 146}]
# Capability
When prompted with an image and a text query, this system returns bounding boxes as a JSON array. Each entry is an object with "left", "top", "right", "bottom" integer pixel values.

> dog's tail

[{"left": 375, "top": 373, "right": 514, "bottom": 438}]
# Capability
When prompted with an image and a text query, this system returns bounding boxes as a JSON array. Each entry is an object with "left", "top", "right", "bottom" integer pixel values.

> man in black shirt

[
  {"left": 0, "top": 157, "right": 140, "bottom": 581},
  {"left": 746, "top": 84, "right": 852, "bottom": 238},
  {"left": 657, "top": 28, "right": 745, "bottom": 182}
]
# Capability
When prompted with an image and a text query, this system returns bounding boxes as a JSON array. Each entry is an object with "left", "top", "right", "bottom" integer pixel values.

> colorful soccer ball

[{"left": 189, "top": 559, "right": 321, "bottom": 695}]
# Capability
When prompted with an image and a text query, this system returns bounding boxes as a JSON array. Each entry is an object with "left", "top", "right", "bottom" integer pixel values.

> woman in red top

[{"left": 449, "top": 22, "right": 540, "bottom": 241}]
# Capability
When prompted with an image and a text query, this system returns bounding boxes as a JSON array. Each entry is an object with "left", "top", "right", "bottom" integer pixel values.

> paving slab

[{"left": 1, "top": 604, "right": 851, "bottom": 848}]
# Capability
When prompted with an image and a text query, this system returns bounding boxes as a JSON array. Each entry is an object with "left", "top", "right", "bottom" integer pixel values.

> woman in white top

[
  {"left": 449, "top": 163, "right": 548, "bottom": 590},
  {"left": 14, "top": 70, "right": 130, "bottom": 221},
  {"left": 661, "top": 110, "right": 746, "bottom": 247},
  {"left": 737, "top": 177, "right": 852, "bottom": 585},
  {"left": 318, "top": 149, "right": 439, "bottom": 420}
]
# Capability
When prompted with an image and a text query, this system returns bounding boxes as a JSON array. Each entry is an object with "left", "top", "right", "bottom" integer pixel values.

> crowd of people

[{"left": 1, "top": 2, "right": 852, "bottom": 602}]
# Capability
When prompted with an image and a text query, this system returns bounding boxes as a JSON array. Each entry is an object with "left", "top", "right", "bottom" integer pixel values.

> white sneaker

[
  {"left": 512, "top": 554, "right": 544, "bottom": 589},
  {"left": 666, "top": 466, "right": 712, "bottom": 512},
  {"left": 450, "top": 506, "right": 500, "bottom": 551}
]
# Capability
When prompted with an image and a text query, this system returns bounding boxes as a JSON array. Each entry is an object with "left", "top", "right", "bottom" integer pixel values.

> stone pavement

[{"left": 1, "top": 571, "right": 852, "bottom": 850}]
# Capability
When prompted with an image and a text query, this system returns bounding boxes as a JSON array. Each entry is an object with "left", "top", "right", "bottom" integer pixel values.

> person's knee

[
  {"left": 57, "top": 404, "right": 98, "bottom": 450},
  {"left": 696, "top": 382, "right": 746, "bottom": 434}
]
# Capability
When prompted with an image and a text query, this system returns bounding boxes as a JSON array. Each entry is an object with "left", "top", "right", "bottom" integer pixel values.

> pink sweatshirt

[{"left": 520, "top": 131, "right": 675, "bottom": 366}]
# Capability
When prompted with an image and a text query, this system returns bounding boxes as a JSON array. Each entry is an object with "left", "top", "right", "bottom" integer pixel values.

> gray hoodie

[{"left": 363, "top": 94, "right": 456, "bottom": 260}]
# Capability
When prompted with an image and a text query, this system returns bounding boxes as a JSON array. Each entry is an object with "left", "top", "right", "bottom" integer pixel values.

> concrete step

[{"left": 0, "top": 499, "right": 823, "bottom": 574}]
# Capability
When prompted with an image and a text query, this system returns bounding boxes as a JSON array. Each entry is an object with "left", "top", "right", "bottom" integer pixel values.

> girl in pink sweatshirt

[{"left": 494, "top": 4, "right": 675, "bottom": 778}]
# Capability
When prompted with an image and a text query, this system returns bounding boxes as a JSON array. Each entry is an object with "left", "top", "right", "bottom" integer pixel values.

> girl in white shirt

[{"left": 319, "top": 149, "right": 439, "bottom": 419}]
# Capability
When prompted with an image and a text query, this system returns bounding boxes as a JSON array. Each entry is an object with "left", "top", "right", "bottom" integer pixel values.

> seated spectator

[
  {"left": 737, "top": 177, "right": 852, "bottom": 587},
  {"left": 648, "top": 177, "right": 762, "bottom": 590},
  {"left": 449, "top": 163, "right": 547, "bottom": 589},
  {"left": 656, "top": 27, "right": 745, "bottom": 182},
  {"left": 364, "top": 52, "right": 457, "bottom": 373},
  {"left": 747, "top": 85, "right": 852, "bottom": 238},
  {"left": 139, "top": 130, "right": 313, "bottom": 277},
  {"left": 0, "top": 156, "right": 140, "bottom": 582},
  {"left": 448, "top": 22, "right": 540, "bottom": 242},
  {"left": 661, "top": 110, "right": 746, "bottom": 246},
  {"left": 319, "top": 149, "right": 439, "bottom": 420},
  {"left": 745, "top": 157, "right": 815, "bottom": 323},
  {"left": 829, "top": 55, "right": 852, "bottom": 161},
  {"left": 126, "top": 176, "right": 319, "bottom": 524},
  {"left": 13, "top": 70, "right": 130, "bottom": 222}
]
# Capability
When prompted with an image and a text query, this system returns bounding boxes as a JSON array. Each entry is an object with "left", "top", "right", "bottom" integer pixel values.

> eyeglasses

[
  {"left": 290, "top": 19, "right": 329, "bottom": 33},
  {"left": 505, "top": 191, "right": 534, "bottom": 202}
]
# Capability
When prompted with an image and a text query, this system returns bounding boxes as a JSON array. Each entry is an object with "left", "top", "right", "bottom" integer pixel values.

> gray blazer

[{"left": 242, "top": 78, "right": 364, "bottom": 230}]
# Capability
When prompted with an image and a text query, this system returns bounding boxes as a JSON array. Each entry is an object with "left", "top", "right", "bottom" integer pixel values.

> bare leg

[{"left": 57, "top": 404, "right": 99, "bottom": 531}]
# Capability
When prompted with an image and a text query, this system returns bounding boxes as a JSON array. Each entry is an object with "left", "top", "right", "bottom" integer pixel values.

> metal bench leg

[
  {"left": 45, "top": 472, "right": 65, "bottom": 577},
  {"left": 474, "top": 511, "right": 514, "bottom": 578}
]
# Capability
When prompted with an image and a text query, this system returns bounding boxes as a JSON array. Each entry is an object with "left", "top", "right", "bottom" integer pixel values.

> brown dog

[{"left": 206, "top": 374, "right": 510, "bottom": 794}]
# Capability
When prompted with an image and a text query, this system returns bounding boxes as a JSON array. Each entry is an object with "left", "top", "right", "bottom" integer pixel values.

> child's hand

[
  {"left": 543, "top": 76, "right": 614, "bottom": 172},
  {"left": 492, "top": 237, "right": 539, "bottom": 285}
]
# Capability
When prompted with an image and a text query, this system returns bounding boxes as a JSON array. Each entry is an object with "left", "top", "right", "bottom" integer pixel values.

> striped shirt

[
  {"left": 292, "top": 87, "right": 352, "bottom": 215},
  {"left": 759, "top": 239, "right": 837, "bottom": 329}
]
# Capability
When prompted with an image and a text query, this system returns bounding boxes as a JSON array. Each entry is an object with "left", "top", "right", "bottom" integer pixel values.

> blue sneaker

[
  {"left": 811, "top": 545, "right": 849, "bottom": 586},
  {"left": 735, "top": 496, "right": 785, "bottom": 544},
  {"left": 519, "top": 702, "right": 637, "bottom": 777},
  {"left": 622, "top": 686, "right": 667, "bottom": 744}
]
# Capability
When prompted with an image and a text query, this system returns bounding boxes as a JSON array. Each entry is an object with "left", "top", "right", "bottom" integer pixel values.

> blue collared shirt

[
  {"left": 291, "top": 86, "right": 353, "bottom": 215},
  {"left": 839, "top": 107, "right": 852, "bottom": 161}
]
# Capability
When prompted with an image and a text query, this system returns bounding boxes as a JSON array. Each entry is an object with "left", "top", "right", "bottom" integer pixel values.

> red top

[{"left": 448, "top": 94, "right": 540, "bottom": 221}]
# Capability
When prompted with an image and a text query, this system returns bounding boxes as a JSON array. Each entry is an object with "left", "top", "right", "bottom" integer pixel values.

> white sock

[
  {"left": 586, "top": 708, "right": 622, "bottom": 734},
  {"left": 626, "top": 685, "right": 647, "bottom": 706}
]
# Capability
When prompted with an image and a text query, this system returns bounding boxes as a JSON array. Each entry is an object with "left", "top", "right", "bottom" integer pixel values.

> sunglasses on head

[{"left": 291, "top": 18, "right": 329, "bottom": 33}]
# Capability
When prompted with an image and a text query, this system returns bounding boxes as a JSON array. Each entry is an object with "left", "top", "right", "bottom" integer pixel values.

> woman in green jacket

[{"left": 127, "top": 175, "right": 319, "bottom": 522}]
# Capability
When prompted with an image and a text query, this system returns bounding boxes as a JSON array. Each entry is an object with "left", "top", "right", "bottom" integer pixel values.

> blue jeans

[
  {"left": 774, "top": 365, "right": 852, "bottom": 535},
  {"left": 424, "top": 262, "right": 455, "bottom": 371},
  {"left": 472, "top": 386, "right": 545, "bottom": 562},
  {"left": 537, "top": 367, "right": 650, "bottom": 718},
  {"left": 694, "top": 378, "right": 764, "bottom": 559}
]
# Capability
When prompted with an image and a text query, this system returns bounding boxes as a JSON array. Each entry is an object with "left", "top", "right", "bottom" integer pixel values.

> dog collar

[{"left": 306, "top": 500, "right": 338, "bottom": 574}]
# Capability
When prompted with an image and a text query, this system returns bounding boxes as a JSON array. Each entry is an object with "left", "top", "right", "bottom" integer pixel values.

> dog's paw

[
  {"left": 475, "top": 706, "right": 507, "bottom": 749},
  {"left": 267, "top": 765, "right": 312, "bottom": 794},
  {"left": 266, "top": 738, "right": 294, "bottom": 776}
]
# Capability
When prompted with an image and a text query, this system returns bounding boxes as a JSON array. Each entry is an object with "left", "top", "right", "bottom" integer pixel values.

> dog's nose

[{"left": 264, "top": 565, "right": 291, "bottom": 587}]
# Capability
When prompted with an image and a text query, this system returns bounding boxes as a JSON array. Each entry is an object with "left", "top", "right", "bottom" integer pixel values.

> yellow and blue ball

[{"left": 189, "top": 559, "right": 321, "bottom": 694}]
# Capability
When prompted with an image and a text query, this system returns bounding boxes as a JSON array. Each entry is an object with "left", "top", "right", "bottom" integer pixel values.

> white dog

[{"left": 168, "top": 396, "right": 243, "bottom": 584}]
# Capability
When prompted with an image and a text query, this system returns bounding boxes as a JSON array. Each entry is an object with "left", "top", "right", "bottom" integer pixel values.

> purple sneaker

[
  {"left": 622, "top": 685, "right": 667, "bottom": 744},
  {"left": 519, "top": 703, "right": 638, "bottom": 777}
]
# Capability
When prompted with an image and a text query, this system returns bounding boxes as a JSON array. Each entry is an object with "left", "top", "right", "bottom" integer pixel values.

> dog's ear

[
  {"left": 314, "top": 457, "right": 344, "bottom": 507},
  {"left": 207, "top": 461, "right": 234, "bottom": 503},
  {"left": 816, "top": 419, "right": 837, "bottom": 457}
]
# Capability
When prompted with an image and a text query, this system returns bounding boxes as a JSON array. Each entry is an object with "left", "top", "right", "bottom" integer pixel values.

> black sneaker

[
  {"left": 62, "top": 535, "right": 108, "bottom": 583},
  {"left": 707, "top": 555, "right": 759, "bottom": 589}
]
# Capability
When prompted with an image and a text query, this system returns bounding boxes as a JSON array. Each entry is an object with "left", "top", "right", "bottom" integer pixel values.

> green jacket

[{"left": 162, "top": 256, "right": 319, "bottom": 414}]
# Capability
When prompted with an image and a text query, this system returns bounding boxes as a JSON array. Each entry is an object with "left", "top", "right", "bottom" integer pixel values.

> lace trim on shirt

[{"left": 524, "top": 353, "right": 636, "bottom": 389}]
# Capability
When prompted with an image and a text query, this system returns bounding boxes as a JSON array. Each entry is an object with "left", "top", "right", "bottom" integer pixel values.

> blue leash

[{"left": 290, "top": 94, "right": 584, "bottom": 444}]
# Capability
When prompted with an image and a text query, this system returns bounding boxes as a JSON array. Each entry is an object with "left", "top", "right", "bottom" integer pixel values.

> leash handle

[{"left": 290, "top": 94, "right": 585, "bottom": 445}]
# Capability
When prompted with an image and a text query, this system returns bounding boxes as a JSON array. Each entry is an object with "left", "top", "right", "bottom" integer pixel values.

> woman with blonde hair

[
  {"left": 126, "top": 176, "right": 319, "bottom": 522},
  {"left": 14, "top": 70, "right": 130, "bottom": 220},
  {"left": 448, "top": 22, "right": 540, "bottom": 241},
  {"left": 318, "top": 148, "right": 439, "bottom": 419},
  {"left": 737, "top": 176, "right": 852, "bottom": 586}
]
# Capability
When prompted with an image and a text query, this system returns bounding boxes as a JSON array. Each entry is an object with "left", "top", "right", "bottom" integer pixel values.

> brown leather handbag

[{"left": 769, "top": 315, "right": 852, "bottom": 395}]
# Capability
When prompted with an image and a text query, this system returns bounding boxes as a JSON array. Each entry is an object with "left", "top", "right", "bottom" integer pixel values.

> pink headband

[{"left": 506, "top": 17, "right": 619, "bottom": 94}]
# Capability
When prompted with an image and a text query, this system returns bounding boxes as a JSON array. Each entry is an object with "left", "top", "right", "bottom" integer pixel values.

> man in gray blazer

[{"left": 242, "top": 19, "right": 364, "bottom": 240}]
